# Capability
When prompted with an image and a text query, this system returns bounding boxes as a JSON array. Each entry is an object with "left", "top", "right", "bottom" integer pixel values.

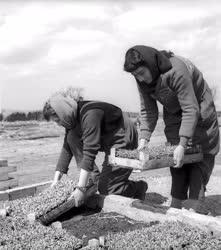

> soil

[{"left": 59, "top": 207, "right": 155, "bottom": 247}]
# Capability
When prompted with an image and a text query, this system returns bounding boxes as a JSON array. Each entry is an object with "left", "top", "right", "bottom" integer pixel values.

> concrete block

[
  {"left": 88, "top": 239, "right": 99, "bottom": 248},
  {"left": 101, "top": 194, "right": 221, "bottom": 234}
]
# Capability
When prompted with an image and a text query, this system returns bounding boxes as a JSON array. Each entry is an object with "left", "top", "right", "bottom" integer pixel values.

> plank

[
  {"left": 0, "top": 181, "right": 52, "bottom": 201},
  {"left": 142, "top": 153, "right": 203, "bottom": 170},
  {"left": 9, "top": 186, "right": 36, "bottom": 200}
]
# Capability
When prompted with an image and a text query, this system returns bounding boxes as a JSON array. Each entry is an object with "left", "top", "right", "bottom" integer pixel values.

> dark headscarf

[{"left": 131, "top": 45, "right": 172, "bottom": 81}]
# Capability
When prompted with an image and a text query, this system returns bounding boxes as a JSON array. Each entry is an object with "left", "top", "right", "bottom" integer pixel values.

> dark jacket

[
  {"left": 56, "top": 101, "right": 138, "bottom": 173},
  {"left": 137, "top": 55, "right": 220, "bottom": 155}
]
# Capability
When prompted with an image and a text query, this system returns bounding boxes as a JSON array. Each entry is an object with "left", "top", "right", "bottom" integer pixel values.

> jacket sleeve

[
  {"left": 55, "top": 131, "right": 73, "bottom": 174},
  {"left": 80, "top": 109, "right": 104, "bottom": 172},
  {"left": 169, "top": 69, "right": 200, "bottom": 145},
  {"left": 137, "top": 83, "right": 158, "bottom": 141}
]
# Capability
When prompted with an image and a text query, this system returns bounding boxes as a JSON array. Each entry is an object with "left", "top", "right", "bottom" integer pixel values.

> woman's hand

[
  {"left": 68, "top": 188, "right": 86, "bottom": 207},
  {"left": 173, "top": 145, "right": 185, "bottom": 168},
  {"left": 137, "top": 139, "right": 149, "bottom": 151},
  {"left": 50, "top": 180, "right": 58, "bottom": 188},
  {"left": 51, "top": 171, "right": 63, "bottom": 188}
]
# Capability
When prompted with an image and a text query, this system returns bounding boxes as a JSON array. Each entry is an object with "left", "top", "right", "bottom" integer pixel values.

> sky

[{"left": 0, "top": 0, "right": 221, "bottom": 112}]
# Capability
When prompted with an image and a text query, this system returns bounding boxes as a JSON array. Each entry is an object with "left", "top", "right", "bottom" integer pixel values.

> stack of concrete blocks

[{"left": 0, "top": 159, "right": 18, "bottom": 191}]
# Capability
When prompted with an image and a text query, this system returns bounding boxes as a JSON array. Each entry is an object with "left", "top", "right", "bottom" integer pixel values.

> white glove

[{"left": 137, "top": 138, "right": 149, "bottom": 151}]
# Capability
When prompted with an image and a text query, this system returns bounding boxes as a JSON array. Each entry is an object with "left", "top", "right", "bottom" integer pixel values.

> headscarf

[
  {"left": 131, "top": 45, "right": 172, "bottom": 81},
  {"left": 49, "top": 94, "right": 77, "bottom": 130}
]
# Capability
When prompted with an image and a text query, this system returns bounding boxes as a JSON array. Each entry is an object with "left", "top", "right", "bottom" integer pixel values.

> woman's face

[
  {"left": 131, "top": 66, "right": 153, "bottom": 84},
  {"left": 50, "top": 114, "right": 62, "bottom": 126}
]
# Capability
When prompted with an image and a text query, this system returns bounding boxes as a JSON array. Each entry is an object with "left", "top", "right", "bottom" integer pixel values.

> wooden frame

[{"left": 109, "top": 148, "right": 203, "bottom": 171}]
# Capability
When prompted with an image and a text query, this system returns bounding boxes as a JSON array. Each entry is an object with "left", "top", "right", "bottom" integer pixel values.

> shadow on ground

[
  {"left": 58, "top": 206, "right": 158, "bottom": 246},
  {"left": 196, "top": 195, "right": 221, "bottom": 216}
]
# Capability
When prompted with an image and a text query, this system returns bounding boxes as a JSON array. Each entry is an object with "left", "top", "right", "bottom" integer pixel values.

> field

[{"left": 1, "top": 119, "right": 221, "bottom": 249}]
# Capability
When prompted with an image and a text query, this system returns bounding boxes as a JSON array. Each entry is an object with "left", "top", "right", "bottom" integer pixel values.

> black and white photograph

[{"left": 1, "top": 0, "right": 221, "bottom": 249}]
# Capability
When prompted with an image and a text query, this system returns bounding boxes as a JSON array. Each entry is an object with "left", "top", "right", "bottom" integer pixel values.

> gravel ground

[{"left": 1, "top": 121, "right": 221, "bottom": 249}]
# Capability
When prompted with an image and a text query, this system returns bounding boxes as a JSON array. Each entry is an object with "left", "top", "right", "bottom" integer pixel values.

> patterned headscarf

[{"left": 49, "top": 94, "right": 77, "bottom": 129}]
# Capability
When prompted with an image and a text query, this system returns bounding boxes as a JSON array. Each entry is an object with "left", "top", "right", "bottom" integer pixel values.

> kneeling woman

[{"left": 43, "top": 94, "right": 148, "bottom": 206}]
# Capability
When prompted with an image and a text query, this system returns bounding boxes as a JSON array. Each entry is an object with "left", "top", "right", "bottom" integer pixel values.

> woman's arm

[
  {"left": 55, "top": 131, "right": 73, "bottom": 173},
  {"left": 52, "top": 132, "right": 73, "bottom": 186},
  {"left": 169, "top": 64, "right": 200, "bottom": 168},
  {"left": 79, "top": 109, "right": 104, "bottom": 172},
  {"left": 169, "top": 68, "right": 199, "bottom": 147},
  {"left": 137, "top": 83, "right": 159, "bottom": 142}
]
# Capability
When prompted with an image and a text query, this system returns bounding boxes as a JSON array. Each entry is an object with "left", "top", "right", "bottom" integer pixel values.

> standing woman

[{"left": 124, "top": 45, "right": 220, "bottom": 211}]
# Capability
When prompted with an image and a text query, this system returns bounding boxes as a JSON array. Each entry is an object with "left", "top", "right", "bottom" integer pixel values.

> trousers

[{"left": 67, "top": 129, "right": 140, "bottom": 198}]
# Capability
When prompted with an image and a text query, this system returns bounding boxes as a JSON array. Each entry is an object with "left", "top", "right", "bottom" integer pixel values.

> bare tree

[{"left": 52, "top": 86, "right": 84, "bottom": 102}]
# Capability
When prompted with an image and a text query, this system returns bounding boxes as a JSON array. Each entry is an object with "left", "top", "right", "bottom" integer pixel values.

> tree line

[
  {"left": 0, "top": 111, "right": 43, "bottom": 122},
  {"left": 0, "top": 111, "right": 140, "bottom": 122}
]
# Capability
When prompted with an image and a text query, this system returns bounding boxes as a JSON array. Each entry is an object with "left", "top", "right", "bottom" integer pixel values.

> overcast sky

[{"left": 0, "top": 0, "right": 221, "bottom": 112}]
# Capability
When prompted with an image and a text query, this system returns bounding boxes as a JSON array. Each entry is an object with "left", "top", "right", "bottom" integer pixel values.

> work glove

[
  {"left": 137, "top": 139, "right": 149, "bottom": 165},
  {"left": 137, "top": 138, "right": 149, "bottom": 151},
  {"left": 68, "top": 187, "right": 86, "bottom": 207},
  {"left": 173, "top": 145, "right": 185, "bottom": 168}
]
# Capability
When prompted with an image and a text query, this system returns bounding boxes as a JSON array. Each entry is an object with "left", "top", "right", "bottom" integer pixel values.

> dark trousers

[
  {"left": 98, "top": 154, "right": 138, "bottom": 198},
  {"left": 67, "top": 130, "right": 139, "bottom": 197},
  {"left": 170, "top": 154, "right": 215, "bottom": 200}
]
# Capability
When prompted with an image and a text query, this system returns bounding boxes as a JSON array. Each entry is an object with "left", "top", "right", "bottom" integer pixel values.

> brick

[
  {"left": 0, "top": 191, "right": 9, "bottom": 201},
  {"left": 0, "top": 160, "right": 8, "bottom": 168},
  {"left": 51, "top": 221, "right": 62, "bottom": 230},
  {"left": 99, "top": 236, "right": 105, "bottom": 247},
  {"left": 9, "top": 186, "right": 36, "bottom": 200},
  {"left": 27, "top": 213, "right": 36, "bottom": 224},
  {"left": 0, "top": 209, "right": 7, "bottom": 218}
]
